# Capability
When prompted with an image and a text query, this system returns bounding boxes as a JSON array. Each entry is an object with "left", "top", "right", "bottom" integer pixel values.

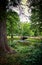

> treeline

[{"left": 6, "top": 11, "right": 42, "bottom": 37}]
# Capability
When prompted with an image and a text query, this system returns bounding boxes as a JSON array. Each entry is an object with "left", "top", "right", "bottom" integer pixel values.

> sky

[
  {"left": 11, "top": 6, "right": 31, "bottom": 22},
  {"left": 10, "top": 0, "right": 31, "bottom": 22}
]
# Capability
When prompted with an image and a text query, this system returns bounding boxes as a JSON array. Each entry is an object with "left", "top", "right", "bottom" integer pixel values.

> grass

[
  {"left": 26, "top": 37, "right": 42, "bottom": 43},
  {"left": 0, "top": 37, "right": 42, "bottom": 65},
  {"left": 8, "top": 37, "right": 42, "bottom": 55}
]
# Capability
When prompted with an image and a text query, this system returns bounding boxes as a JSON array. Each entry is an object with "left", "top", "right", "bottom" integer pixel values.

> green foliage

[
  {"left": 1, "top": 38, "right": 42, "bottom": 65},
  {"left": 20, "top": 22, "right": 34, "bottom": 36},
  {"left": 6, "top": 11, "right": 20, "bottom": 36},
  {"left": 30, "top": 11, "right": 41, "bottom": 36},
  {"left": 9, "top": 38, "right": 42, "bottom": 65},
  {"left": 29, "top": 0, "right": 42, "bottom": 36},
  {"left": 7, "top": 16, "right": 34, "bottom": 36}
]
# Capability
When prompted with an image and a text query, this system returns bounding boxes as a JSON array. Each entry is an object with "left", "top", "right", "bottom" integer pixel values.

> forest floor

[{"left": 0, "top": 37, "right": 42, "bottom": 65}]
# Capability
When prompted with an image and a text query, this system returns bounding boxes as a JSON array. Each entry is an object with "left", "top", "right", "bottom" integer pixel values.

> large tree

[{"left": 0, "top": 0, "right": 21, "bottom": 53}]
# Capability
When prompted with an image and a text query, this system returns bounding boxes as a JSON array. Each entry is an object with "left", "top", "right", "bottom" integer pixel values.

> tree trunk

[
  {"left": 0, "top": 0, "right": 16, "bottom": 54},
  {"left": 11, "top": 34, "right": 13, "bottom": 42},
  {"left": 0, "top": 19, "right": 11, "bottom": 53}
]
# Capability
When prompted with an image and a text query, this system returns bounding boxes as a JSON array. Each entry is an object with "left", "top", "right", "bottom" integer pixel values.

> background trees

[
  {"left": 7, "top": 11, "right": 20, "bottom": 35},
  {"left": 28, "top": 0, "right": 42, "bottom": 36},
  {"left": 20, "top": 22, "right": 34, "bottom": 36}
]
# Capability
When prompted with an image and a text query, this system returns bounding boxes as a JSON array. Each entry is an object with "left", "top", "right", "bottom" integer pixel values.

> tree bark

[
  {"left": 0, "top": 0, "right": 16, "bottom": 54},
  {"left": 0, "top": 19, "right": 11, "bottom": 53}
]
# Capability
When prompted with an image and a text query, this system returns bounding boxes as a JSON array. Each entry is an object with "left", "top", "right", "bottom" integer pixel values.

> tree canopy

[{"left": 28, "top": 0, "right": 42, "bottom": 33}]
